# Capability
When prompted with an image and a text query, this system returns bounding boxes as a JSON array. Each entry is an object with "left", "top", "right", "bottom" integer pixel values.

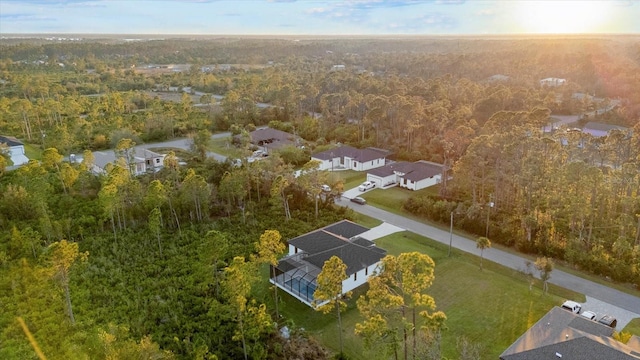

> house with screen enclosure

[{"left": 271, "top": 220, "right": 386, "bottom": 307}]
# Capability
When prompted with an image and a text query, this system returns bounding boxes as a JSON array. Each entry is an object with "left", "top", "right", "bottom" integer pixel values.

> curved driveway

[{"left": 341, "top": 199, "right": 640, "bottom": 318}]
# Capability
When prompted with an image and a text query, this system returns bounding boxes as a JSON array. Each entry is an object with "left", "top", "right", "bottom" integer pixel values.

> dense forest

[{"left": 1, "top": 36, "right": 639, "bottom": 359}]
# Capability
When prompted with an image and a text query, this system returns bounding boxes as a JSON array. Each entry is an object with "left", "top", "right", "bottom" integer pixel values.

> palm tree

[{"left": 476, "top": 236, "right": 491, "bottom": 270}]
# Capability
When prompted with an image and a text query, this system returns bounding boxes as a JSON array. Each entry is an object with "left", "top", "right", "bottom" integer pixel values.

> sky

[{"left": 0, "top": 0, "right": 638, "bottom": 35}]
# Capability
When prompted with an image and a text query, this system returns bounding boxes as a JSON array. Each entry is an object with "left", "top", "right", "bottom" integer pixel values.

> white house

[
  {"left": 540, "top": 77, "right": 567, "bottom": 87},
  {"left": 91, "top": 148, "right": 165, "bottom": 176},
  {"left": 0, "top": 135, "right": 29, "bottom": 166},
  {"left": 272, "top": 220, "right": 386, "bottom": 307},
  {"left": 311, "top": 146, "right": 389, "bottom": 172},
  {"left": 366, "top": 160, "right": 445, "bottom": 191}
]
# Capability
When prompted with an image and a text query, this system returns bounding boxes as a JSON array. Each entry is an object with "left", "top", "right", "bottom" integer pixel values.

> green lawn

[
  {"left": 275, "top": 230, "right": 583, "bottom": 360},
  {"left": 623, "top": 318, "right": 640, "bottom": 337},
  {"left": 363, "top": 185, "right": 640, "bottom": 299},
  {"left": 210, "top": 136, "right": 245, "bottom": 158},
  {"left": 24, "top": 143, "right": 42, "bottom": 161},
  {"left": 334, "top": 170, "right": 366, "bottom": 191}
]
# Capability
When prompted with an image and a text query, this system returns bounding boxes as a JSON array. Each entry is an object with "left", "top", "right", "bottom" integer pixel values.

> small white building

[
  {"left": 311, "top": 146, "right": 389, "bottom": 172},
  {"left": 272, "top": 220, "right": 386, "bottom": 307},
  {"left": 92, "top": 148, "right": 165, "bottom": 176},
  {"left": 540, "top": 77, "right": 567, "bottom": 87},
  {"left": 366, "top": 160, "right": 445, "bottom": 191},
  {"left": 0, "top": 135, "right": 29, "bottom": 166}
]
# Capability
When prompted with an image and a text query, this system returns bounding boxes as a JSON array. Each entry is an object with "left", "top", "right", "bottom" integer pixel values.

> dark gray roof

[
  {"left": 0, "top": 135, "right": 23, "bottom": 147},
  {"left": 502, "top": 337, "right": 639, "bottom": 360},
  {"left": 288, "top": 220, "right": 369, "bottom": 254},
  {"left": 312, "top": 145, "right": 389, "bottom": 163},
  {"left": 285, "top": 220, "right": 385, "bottom": 276},
  {"left": 249, "top": 128, "right": 295, "bottom": 146},
  {"left": 305, "top": 242, "right": 385, "bottom": 276},
  {"left": 322, "top": 220, "right": 369, "bottom": 239},
  {"left": 568, "top": 317, "right": 614, "bottom": 337},
  {"left": 500, "top": 307, "right": 639, "bottom": 360},
  {"left": 367, "top": 160, "right": 443, "bottom": 182},
  {"left": 288, "top": 230, "right": 349, "bottom": 254},
  {"left": 367, "top": 161, "right": 413, "bottom": 177},
  {"left": 351, "top": 237, "right": 375, "bottom": 247}
]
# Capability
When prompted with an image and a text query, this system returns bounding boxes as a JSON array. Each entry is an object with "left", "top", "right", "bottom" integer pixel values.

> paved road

[
  {"left": 136, "top": 131, "right": 232, "bottom": 162},
  {"left": 341, "top": 198, "right": 640, "bottom": 318}
]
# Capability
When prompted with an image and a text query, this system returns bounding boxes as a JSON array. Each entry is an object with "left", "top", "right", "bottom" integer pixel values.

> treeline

[
  {"left": 0, "top": 147, "right": 350, "bottom": 359},
  {"left": 1, "top": 37, "right": 639, "bottom": 358},
  {"left": 404, "top": 109, "right": 640, "bottom": 286}
]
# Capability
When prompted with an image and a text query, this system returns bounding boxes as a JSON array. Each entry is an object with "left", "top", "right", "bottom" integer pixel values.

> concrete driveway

[
  {"left": 342, "top": 185, "right": 375, "bottom": 199},
  {"left": 580, "top": 296, "right": 639, "bottom": 331},
  {"left": 359, "top": 222, "right": 404, "bottom": 241}
]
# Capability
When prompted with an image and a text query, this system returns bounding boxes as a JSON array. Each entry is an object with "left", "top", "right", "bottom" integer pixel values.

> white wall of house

[
  {"left": 311, "top": 157, "right": 331, "bottom": 170},
  {"left": 348, "top": 157, "right": 385, "bottom": 171},
  {"left": 342, "top": 262, "right": 381, "bottom": 294},
  {"left": 367, "top": 173, "right": 396, "bottom": 188},
  {"left": 401, "top": 174, "right": 442, "bottom": 191},
  {"left": 8, "top": 145, "right": 29, "bottom": 165}
]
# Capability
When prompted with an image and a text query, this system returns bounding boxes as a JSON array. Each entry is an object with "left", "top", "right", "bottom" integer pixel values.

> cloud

[
  {"left": 434, "top": 0, "right": 465, "bottom": 4},
  {"left": 0, "top": 13, "right": 55, "bottom": 22}
]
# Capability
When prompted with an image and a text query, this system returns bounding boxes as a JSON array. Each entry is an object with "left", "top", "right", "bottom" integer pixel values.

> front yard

[{"left": 269, "top": 230, "right": 584, "bottom": 360}]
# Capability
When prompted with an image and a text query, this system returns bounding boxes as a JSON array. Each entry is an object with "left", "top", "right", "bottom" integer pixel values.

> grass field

[
  {"left": 363, "top": 185, "right": 640, "bottom": 298},
  {"left": 623, "top": 318, "right": 640, "bottom": 337},
  {"left": 24, "top": 143, "right": 42, "bottom": 161},
  {"left": 274, "top": 230, "right": 584, "bottom": 360}
]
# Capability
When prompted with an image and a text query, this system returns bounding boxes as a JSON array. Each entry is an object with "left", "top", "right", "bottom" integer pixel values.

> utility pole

[
  {"left": 486, "top": 194, "right": 494, "bottom": 238},
  {"left": 448, "top": 211, "right": 454, "bottom": 257}
]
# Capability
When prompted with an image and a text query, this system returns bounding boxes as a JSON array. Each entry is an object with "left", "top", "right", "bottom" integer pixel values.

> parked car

[
  {"left": 598, "top": 315, "right": 617, "bottom": 328},
  {"left": 252, "top": 150, "right": 268, "bottom": 158},
  {"left": 561, "top": 300, "right": 582, "bottom": 314},
  {"left": 350, "top": 197, "right": 366, "bottom": 205},
  {"left": 321, "top": 184, "right": 331, "bottom": 192},
  {"left": 580, "top": 311, "right": 597, "bottom": 321},
  {"left": 358, "top": 181, "right": 375, "bottom": 191}
]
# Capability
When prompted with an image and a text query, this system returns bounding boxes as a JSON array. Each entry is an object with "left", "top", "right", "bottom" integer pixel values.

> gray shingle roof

[
  {"left": 312, "top": 145, "right": 389, "bottom": 163},
  {"left": 0, "top": 135, "right": 23, "bottom": 147},
  {"left": 284, "top": 220, "right": 386, "bottom": 276},
  {"left": 249, "top": 128, "right": 295, "bottom": 146},
  {"left": 367, "top": 160, "right": 443, "bottom": 181},
  {"left": 288, "top": 230, "right": 349, "bottom": 255},
  {"left": 322, "top": 220, "right": 369, "bottom": 239},
  {"left": 500, "top": 307, "right": 639, "bottom": 360},
  {"left": 502, "top": 336, "right": 639, "bottom": 360},
  {"left": 305, "top": 241, "right": 385, "bottom": 276}
]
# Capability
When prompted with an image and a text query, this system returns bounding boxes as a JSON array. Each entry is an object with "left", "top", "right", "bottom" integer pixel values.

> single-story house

[
  {"left": 0, "top": 135, "right": 29, "bottom": 166},
  {"left": 272, "top": 220, "right": 387, "bottom": 307},
  {"left": 91, "top": 148, "right": 165, "bottom": 176},
  {"left": 540, "top": 77, "right": 567, "bottom": 87},
  {"left": 247, "top": 127, "right": 298, "bottom": 152},
  {"left": 500, "top": 306, "right": 640, "bottom": 360},
  {"left": 311, "top": 146, "right": 390, "bottom": 172},
  {"left": 582, "top": 122, "right": 630, "bottom": 138},
  {"left": 366, "top": 160, "right": 445, "bottom": 191}
]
